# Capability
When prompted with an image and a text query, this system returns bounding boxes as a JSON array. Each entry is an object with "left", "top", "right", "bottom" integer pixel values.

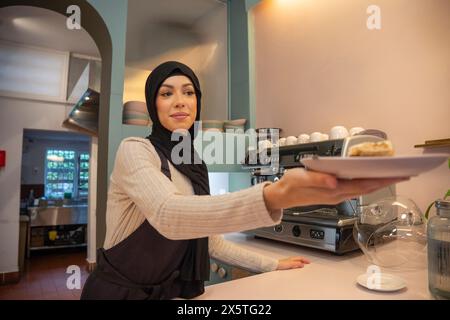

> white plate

[
  {"left": 300, "top": 154, "right": 448, "bottom": 179},
  {"left": 357, "top": 273, "right": 406, "bottom": 292}
]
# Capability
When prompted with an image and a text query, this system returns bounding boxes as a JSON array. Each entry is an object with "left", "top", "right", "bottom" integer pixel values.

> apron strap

[{"left": 153, "top": 146, "right": 172, "bottom": 180}]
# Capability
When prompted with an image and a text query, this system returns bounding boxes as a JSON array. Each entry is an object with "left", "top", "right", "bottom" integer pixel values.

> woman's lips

[{"left": 170, "top": 113, "right": 189, "bottom": 120}]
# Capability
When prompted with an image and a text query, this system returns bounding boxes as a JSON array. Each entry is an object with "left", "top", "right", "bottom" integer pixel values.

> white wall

[
  {"left": 122, "top": 3, "right": 228, "bottom": 121},
  {"left": 21, "top": 137, "right": 89, "bottom": 185},
  {"left": 0, "top": 96, "right": 72, "bottom": 273},
  {"left": 252, "top": 0, "right": 450, "bottom": 212},
  {"left": 192, "top": 3, "right": 228, "bottom": 121}
]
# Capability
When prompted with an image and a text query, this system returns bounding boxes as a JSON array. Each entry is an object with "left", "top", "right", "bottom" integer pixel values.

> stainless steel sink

[{"left": 28, "top": 205, "right": 87, "bottom": 227}]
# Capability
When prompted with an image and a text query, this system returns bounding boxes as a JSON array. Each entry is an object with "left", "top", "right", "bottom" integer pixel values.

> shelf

[
  {"left": 414, "top": 138, "right": 450, "bottom": 148},
  {"left": 30, "top": 243, "right": 87, "bottom": 251},
  {"left": 196, "top": 131, "right": 250, "bottom": 173},
  {"left": 121, "top": 126, "right": 251, "bottom": 172}
]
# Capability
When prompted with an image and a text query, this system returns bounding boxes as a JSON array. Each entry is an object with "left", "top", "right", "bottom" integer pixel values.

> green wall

[
  {"left": 87, "top": 0, "right": 128, "bottom": 247},
  {"left": 228, "top": 0, "right": 262, "bottom": 129},
  {"left": 88, "top": 0, "right": 127, "bottom": 178},
  {"left": 228, "top": 0, "right": 262, "bottom": 191}
]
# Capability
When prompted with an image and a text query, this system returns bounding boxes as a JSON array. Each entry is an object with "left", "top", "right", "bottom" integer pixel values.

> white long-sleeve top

[{"left": 103, "top": 137, "right": 282, "bottom": 273}]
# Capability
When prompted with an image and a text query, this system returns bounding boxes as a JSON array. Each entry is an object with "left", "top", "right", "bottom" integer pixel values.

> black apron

[{"left": 80, "top": 148, "right": 208, "bottom": 300}]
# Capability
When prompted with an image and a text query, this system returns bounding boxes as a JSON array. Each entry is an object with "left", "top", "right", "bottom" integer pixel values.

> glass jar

[{"left": 427, "top": 199, "right": 450, "bottom": 299}]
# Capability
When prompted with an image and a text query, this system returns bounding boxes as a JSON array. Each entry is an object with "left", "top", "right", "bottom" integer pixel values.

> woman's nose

[{"left": 174, "top": 93, "right": 188, "bottom": 108}]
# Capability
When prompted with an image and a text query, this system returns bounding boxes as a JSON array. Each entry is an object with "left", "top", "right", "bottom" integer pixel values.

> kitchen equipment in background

[
  {"left": 63, "top": 88, "right": 99, "bottom": 136},
  {"left": 297, "top": 134, "right": 310, "bottom": 144},
  {"left": 254, "top": 128, "right": 282, "bottom": 163},
  {"left": 349, "top": 127, "right": 365, "bottom": 136},
  {"left": 356, "top": 129, "right": 387, "bottom": 140},
  {"left": 242, "top": 135, "right": 395, "bottom": 254},
  {"left": 330, "top": 126, "right": 349, "bottom": 140},
  {"left": 123, "top": 101, "right": 150, "bottom": 126},
  {"left": 427, "top": 199, "right": 450, "bottom": 299},
  {"left": 63, "top": 56, "right": 101, "bottom": 136},
  {"left": 256, "top": 128, "right": 282, "bottom": 143},
  {"left": 257, "top": 140, "right": 272, "bottom": 151},
  {"left": 310, "top": 132, "right": 324, "bottom": 142},
  {"left": 251, "top": 175, "right": 268, "bottom": 186},
  {"left": 207, "top": 257, "right": 256, "bottom": 285},
  {"left": 273, "top": 126, "right": 379, "bottom": 147},
  {"left": 27, "top": 205, "right": 87, "bottom": 256},
  {"left": 354, "top": 196, "right": 426, "bottom": 268},
  {"left": 285, "top": 136, "right": 297, "bottom": 146}
]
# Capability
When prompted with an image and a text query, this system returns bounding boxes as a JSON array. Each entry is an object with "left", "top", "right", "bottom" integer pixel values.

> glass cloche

[{"left": 354, "top": 196, "right": 427, "bottom": 270}]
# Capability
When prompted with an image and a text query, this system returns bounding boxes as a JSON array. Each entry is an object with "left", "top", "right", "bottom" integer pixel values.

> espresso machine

[{"left": 242, "top": 135, "right": 395, "bottom": 254}]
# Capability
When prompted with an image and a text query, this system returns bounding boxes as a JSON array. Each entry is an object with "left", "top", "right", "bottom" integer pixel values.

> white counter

[{"left": 197, "top": 233, "right": 432, "bottom": 300}]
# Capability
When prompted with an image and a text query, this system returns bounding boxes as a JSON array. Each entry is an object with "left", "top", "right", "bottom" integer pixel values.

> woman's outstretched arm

[{"left": 112, "top": 138, "right": 406, "bottom": 240}]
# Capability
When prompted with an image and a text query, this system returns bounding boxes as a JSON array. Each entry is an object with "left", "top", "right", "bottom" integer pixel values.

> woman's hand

[
  {"left": 277, "top": 256, "right": 311, "bottom": 270},
  {"left": 263, "top": 168, "right": 408, "bottom": 211}
]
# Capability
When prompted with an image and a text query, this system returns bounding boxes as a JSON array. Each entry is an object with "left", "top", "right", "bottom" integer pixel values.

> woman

[{"left": 81, "top": 61, "right": 405, "bottom": 300}]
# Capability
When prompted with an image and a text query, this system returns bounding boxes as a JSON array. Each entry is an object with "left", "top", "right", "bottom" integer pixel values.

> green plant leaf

[
  {"left": 425, "top": 201, "right": 434, "bottom": 220},
  {"left": 445, "top": 189, "right": 450, "bottom": 199}
]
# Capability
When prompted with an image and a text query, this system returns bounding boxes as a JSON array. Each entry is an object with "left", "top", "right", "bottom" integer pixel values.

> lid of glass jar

[{"left": 435, "top": 199, "right": 450, "bottom": 211}]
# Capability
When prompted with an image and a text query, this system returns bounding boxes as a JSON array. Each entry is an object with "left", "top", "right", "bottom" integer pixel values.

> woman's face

[{"left": 155, "top": 75, "right": 197, "bottom": 132}]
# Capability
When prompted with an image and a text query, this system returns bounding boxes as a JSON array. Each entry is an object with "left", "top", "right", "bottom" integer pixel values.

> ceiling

[
  {"left": 126, "top": 0, "right": 226, "bottom": 69},
  {"left": 0, "top": 6, "right": 100, "bottom": 57},
  {"left": 0, "top": 0, "right": 225, "bottom": 64}
]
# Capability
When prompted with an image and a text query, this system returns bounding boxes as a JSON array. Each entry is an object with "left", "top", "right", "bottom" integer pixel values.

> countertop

[
  {"left": 197, "top": 233, "right": 432, "bottom": 300},
  {"left": 28, "top": 204, "right": 88, "bottom": 227}
]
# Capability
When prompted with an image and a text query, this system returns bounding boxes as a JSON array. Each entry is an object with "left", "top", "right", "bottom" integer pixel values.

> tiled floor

[{"left": 0, "top": 249, "right": 89, "bottom": 300}]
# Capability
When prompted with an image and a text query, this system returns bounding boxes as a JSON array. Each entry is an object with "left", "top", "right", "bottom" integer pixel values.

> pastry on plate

[{"left": 349, "top": 140, "right": 394, "bottom": 157}]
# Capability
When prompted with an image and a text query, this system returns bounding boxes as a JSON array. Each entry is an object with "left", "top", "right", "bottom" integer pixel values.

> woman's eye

[
  {"left": 160, "top": 92, "right": 172, "bottom": 97},
  {"left": 185, "top": 91, "right": 195, "bottom": 96}
]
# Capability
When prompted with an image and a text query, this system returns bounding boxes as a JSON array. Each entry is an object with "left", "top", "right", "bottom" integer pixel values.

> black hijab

[
  {"left": 145, "top": 61, "right": 209, "bottom": 195},
  {"left": 145, "top": 61, "right": 210, "bottom": 281}
]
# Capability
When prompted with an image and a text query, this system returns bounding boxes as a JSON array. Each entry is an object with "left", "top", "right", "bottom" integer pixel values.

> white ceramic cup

[
  {"left": 258, "top": 140, "right": 272, "bottom": 151},
  {"left": 321, "top": 133, "right": 329, "bottom": 141},
  {"left": 349, "top": 127, "right": 365, "bottom": 136},
  {"left": 330, "top": 126, "right": 349, "bottom": 140},
  {"left": 286, "top": 136, "right": 298, "bottom": 145},
  {"left": 297, "top": 134, "right": 310, "bottom": 144},
  {"left": 278, "top": 137, "right": 287, "bottom": 146},
  {"left": 310, "top": 132, "right": 324, "bottom": 142}
]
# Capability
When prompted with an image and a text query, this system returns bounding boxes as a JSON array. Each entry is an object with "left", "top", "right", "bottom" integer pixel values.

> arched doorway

[
  {"left": 0, "top": 0, "right": 113, "bottom": 297},
  {"left": 1, "top": 0, "right": 112, "bottom": 250}
]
